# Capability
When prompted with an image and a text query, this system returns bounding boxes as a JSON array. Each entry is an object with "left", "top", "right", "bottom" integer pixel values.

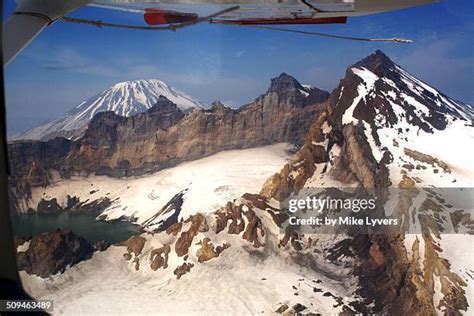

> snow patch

[{"left": 17, "top": 241, "right": 30, "bottom": 253}]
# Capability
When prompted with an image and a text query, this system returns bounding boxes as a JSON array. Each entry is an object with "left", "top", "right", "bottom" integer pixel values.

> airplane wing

[
  {"left": 88, "top": 0, "right": 437, "bottom": 25},
  {"left": 3, "top": 0, "right": 90, "bottom": 66},
  {"left": 4, "top": 0, "right": 437, "bottom": 66},
  {"left": 91, "top": 0, "right": 437, "bottom": 15},
  {"left": 3, "top": 14, "right": 50, "bottom": 66}
]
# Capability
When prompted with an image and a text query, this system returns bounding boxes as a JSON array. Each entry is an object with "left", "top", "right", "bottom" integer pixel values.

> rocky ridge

[
  {"left": 8, "top": 74, "right": 328, "bottom": 214},
  {"left": 258, "top": 50, "right": 474, "bottom": 314}
]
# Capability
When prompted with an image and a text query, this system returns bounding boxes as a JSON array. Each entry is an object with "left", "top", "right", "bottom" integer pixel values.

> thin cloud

[{"left": 235, "top": 50, "right": 246, "bottom": 58}]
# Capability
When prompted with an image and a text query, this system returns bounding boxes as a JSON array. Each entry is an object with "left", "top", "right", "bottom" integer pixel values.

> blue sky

[{"left": 4, "top": 0, "right": 474, "bottom": 134}]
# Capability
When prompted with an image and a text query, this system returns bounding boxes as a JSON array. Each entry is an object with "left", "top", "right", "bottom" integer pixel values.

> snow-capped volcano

[{"left": 16, "top": 79, "right": 205, "bottom": 141}]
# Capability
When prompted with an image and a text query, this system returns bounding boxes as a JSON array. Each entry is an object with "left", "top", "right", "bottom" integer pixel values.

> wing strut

[
  {"left": 60, "top": 6, "right": 412, "bottom": 44},
  {"left": 61, "top": 6, "right": 240, "bottom": 31},
  {"left": 237, "top": 25, "right": 413, "bottom": 43}
]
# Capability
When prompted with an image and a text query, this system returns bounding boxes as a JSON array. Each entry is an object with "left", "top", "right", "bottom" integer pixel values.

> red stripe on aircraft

[{"left": 144, "top": 8, "right": 198, "bottom": 25}]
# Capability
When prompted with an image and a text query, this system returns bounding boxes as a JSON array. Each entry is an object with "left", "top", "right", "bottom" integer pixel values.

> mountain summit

[
  {"left": 268, "top": 72, "right": 306, "bottom": 93},
  {"left": 15, "top": 79, "right": 205, "bottom": 141}
]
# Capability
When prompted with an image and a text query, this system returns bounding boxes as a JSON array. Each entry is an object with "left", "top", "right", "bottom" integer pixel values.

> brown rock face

[
  {"left": 368, "top": 242, "right": 385, "bottom": 266},
  {"left": 16, "top": 230, "right": 94, "bottom": 278},
  {"left": 175, "top": 214, "right": 208, "bottom": 257},
  {"left": 215, "top": 202, "right": 245, "bottom": 234},
  {"left": 166, "top": 222, "right": 183, "bottom": 236},
  {"left": 150, "top": 244, "right": 171, "bottom": 271},
  {"left": 174, "top": 262, "right": 194, "bottom": 279},
  {"left": 404, "top": 148, "right": 450, "bottom": 173},
  {"left": 242, "top": 208, "right": 265, "bottom": 248},
  {"left": 260, "top": 140, "right": 329, "bottom": 201},
  {"left": 8, "top": 75, "right": 328, "bottom": 213},
  {"left": 122, "top": 235, "right": 146, "bottom": 256},
  {"left": 196, "top": 237, "right": 230, "bottom": 263},
  {"left": 336, "top": 124, "right": 389, "bottom": 188},
  {"left": 275, "top": 304, "right": 289, "bottom": 313}
]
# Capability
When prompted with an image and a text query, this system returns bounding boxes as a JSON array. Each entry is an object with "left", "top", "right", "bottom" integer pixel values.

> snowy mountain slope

[
  {"left": 20, "top": 143, "right": 292, "bottom": 225},
  {"left": 260, "top": 50, "right": 474, "bottom": 314},
  {"left": 19, "top": 213, "right": 355, "bottom": 315},
  {"left": 338, "top": 51, "right": 474, "bottom": 187},
  {"left": 300, "top": 51, "right": 474, "bottom": 191},
  {"left": 16, "top": 79, "right": 205, "bottom": 141}
]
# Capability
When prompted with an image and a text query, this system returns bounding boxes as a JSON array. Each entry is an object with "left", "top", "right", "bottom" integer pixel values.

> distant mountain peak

[
  {"left": 110, "top": 78, "right": 161, "bottom": 87},
  {"left": 334, "top": 50, "right": 473, "bottom": 136},
  {"left": 90, "top": 79, "right": 204, "bottom": 115},
  {"left": 268, "top": 73, "right": 305, "bottom": 94},
  {"left": 15, "top": 79, "right": 204, "bottom": 141},
  {"left": 352, "top": 50, "right": 397, "bottom": 77}
]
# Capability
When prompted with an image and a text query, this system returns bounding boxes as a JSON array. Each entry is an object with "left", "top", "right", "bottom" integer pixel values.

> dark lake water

[{"left": 11, "top": 212, "right": 142, "bottom": 244}]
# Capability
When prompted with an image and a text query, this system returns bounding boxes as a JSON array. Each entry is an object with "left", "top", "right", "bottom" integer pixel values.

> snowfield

[
  {"left": 18, "top": 142, "right": 360, "bottom": 315},
  {"left": 437, "top": 234, "right": 474, "bottom": 314},
  {"left": 20, "top": 211, "right": 356, "bottom": 315},
  {"left": 27, "top": 143, "right": 293, "bottom": 226}
]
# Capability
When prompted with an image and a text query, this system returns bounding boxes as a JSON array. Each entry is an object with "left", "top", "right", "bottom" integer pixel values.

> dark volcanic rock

[
  {"left": 94, "top": 240, "right": 111, "bottom": 252},
  {"left": 36, "top": 198, "right": 62, "bottom": 213},
  {"left": 269, "top": 73, "right": 305, "bottom": 94},
  {"left": 16, "top": 230, "right": 94, "bottom": 278},
  {"left": 174, "top": 262, "right": 194, "bottom": 279},
  {"left": 268, "top": 73, "right": 329, "bottom": 105}
]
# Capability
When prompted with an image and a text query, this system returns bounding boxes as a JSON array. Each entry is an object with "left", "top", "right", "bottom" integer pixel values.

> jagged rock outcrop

[
  {"left": 174, "top": 262, "right": 194, "bottom": 279},
  {"left": 150, "top": 244, "right": 171, "bottom": 270},
  {"left": 122, "top": 235, "right": 146, "bottom": 256},
  {"left": 241, "top": 208, "right": 266, "bottom": 248},
  {"left": 215, "top": 202, "right": 246, "bottom": 234},
  {"left": 196, "top": 238, "right": 230, "bottom": 263},
  {"left": 16, "top": 230, "right": 94, "bottom": 278},
  {"left": 166, "top": 222, "right": 183, "bottom": 236},
  {"left": 175, "top": 214, "right": 209, "bottom": 257}
]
